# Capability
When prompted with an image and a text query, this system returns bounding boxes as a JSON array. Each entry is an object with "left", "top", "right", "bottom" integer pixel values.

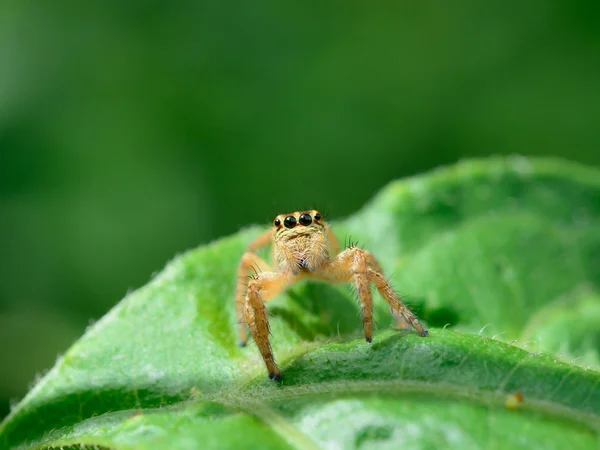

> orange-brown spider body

[{"left": 235, "top": 210, "right": 428, "bottom": 381}]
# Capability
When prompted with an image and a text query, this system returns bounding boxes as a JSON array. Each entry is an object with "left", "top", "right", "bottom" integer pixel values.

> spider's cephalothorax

[
  {"left": 272, "top": 210, "right": 329, "bottom": 273},
  {"left": 234, "top": 210, "right": 428, "bottom": 381}
]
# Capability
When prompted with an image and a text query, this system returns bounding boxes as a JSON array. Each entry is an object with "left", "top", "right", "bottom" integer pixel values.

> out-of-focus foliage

[{"left": 1, "top": 1, "right": 600, "bottom": 419}]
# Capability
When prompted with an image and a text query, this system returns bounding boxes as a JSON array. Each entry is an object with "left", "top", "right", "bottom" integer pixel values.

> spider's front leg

[
  {"left": 235, "top": 230, "right": 273, "bottom": 346},
  {"left": 244, "top": 271, "right": 292, "bottom": 380},
  {"left": 236, "top": 252, "right": 272, "bottom": 346},
  {"left": 321, "top": 247, "right": 428, "bottom": 341}
]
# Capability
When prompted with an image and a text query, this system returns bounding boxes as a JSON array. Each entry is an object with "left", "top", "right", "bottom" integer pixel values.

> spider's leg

[
  {"left": 326, "top": 224, "right": 341, "bottom": 257},
  {"left": 363, "top": 249, "right": 384, "bottom": 274},
  {"left": 236, "top": 252, "right": 272, "bottom": 346},
  {"left": 317, "top": 247, "right": 375, "bottom": 342},
  {"left": 244, "top": 271, "right": 292, "bottom": 380},
  {"left": 362, "top": 250, "right": 409, "bottom": 330},
  {"left": 235, "top": 229, "right": 273, "bottom": 346},
  {"left": 368, "top": 268, "right": 428, "bottom": 336},
  {"left": 317, "top": 247, "right": 428, "bottom": 341}
]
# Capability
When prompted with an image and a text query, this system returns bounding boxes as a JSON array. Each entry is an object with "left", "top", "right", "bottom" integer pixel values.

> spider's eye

[
  {"left": 284, "top": 216, "right": 297, "bottom": 228},
  {"left": 274, "top": 218, "right": 281, "bottom": 227},
  {"left": 299, "top": 213, "right": 312, "bottom": 226},
  {"left": 314, "top": 213, "right": 321, "bottom": 220}
]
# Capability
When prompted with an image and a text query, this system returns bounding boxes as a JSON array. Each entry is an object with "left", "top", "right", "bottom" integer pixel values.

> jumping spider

[{"left": 235, "top": 210, "right": 428, "bottom": 381}]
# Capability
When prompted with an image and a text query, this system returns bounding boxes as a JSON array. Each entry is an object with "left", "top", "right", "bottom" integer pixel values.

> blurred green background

[{"left": 1, "top": 1, "right": 600, "bottom": 420}]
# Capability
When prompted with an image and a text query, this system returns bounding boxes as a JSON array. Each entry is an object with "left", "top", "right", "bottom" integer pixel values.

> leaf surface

[{"left": 2, "top": 157, "right": 600, "bottom": 450}]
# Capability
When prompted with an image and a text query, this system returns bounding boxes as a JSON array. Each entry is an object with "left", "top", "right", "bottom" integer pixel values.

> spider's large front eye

[
  {"left": 284, "top": 216, "right": 297, "bottom": 228},
  {"left": 299, "top": 213, "right": 312, "bottom": 226}
]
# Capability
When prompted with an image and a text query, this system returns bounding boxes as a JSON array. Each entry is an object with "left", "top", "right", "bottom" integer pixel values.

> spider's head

[
  {"left": 272, "top": 210, "right": 325, "bottom": 243},
  {"left": 272, "top": 210, "right": 330, "bottom": 272}
]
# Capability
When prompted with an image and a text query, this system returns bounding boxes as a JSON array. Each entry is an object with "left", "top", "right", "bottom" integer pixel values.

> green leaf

[{"left": 2, "top": 156, "right": 600, "bottom": 450}]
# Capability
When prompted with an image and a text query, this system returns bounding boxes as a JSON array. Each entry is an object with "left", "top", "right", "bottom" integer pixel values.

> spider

[{"left": 235, "top": 210, "right": 428, "bottom": 381}]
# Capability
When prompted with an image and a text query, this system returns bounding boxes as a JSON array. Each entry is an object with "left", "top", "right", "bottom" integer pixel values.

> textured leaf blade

[{"left": 2, "top": 156, "right": 600, "bottom": 449}]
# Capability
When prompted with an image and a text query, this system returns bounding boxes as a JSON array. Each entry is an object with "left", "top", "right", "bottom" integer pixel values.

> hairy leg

[
  {"left": 244, "top": 271, "right": 293, "bottom": 380},
  {"left": 362, "top": 250, "right": 410, "bottom": 329},
  {"left": 327, "top": 225, "right": 341, "bottom": 257},
  {"left": 235, "top": 229, "right": 273, "bottom": 345},
  {"left": 247, "top": 228, "right": 273, "bottom": 252},
  {"left": 316, "top": 247, "right": 427, "bottom": 340},
  {"left": 317, "top": 247, "right": 374, "bottom": 341},
  {"left": 368, "top": 269, "right": 428, "bottom": 336},
  {"left": 363, "top": 249, "right": 383, "bottom": 274},
  {"left": 235, "top": 252, "right": 272, "bottom": 345}
]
